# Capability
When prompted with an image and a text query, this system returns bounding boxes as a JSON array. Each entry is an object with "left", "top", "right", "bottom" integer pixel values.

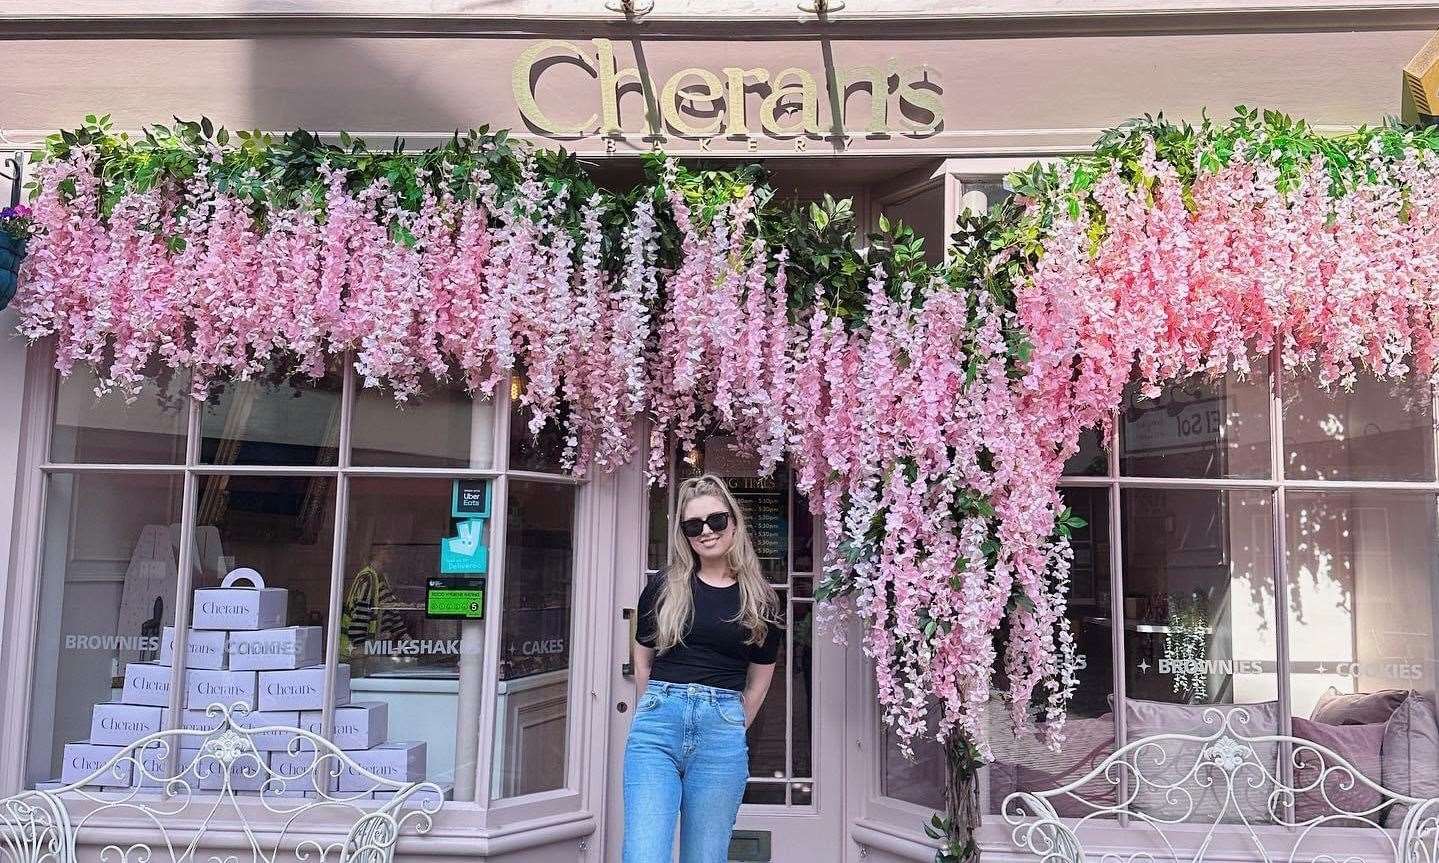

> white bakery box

[
  {"left": 184, "top": 668, "right": 258, "bottom": 710},
  {"left": 300, "top": 701, "right": 388, "bottom": 750},
  {"left": 158, "top": 627, "right": 228, "bottom": 670},
  {"left": 227, "top": 626, "right": 322, "bottom": 671},
  {"left": 90, "top": 703, "right": 165, "bottom": 746},
  {"left": 179, "top": 708, "right": 301, "bottom": 751},
  {"left": 337, "top": 742, "right": 427, "bottom": 792},
  {"left": 270, "top": 749, "right": 339, "bottom": 794},
  {"left": 60, "top": 742, "right": 131, "bottom": 786},
  {"left": 259, "top": 665, "right": 350, "bottom": 711},
  {"left": 120, "top": 662, "right": 173, "bottom": 707},
  {"left": 192, "top": 568, "right": 288, "bottom": 631}
]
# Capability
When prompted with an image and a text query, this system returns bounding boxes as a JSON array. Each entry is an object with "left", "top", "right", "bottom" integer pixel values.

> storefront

[{"left": 3, "top": 4, "right": 1439, "bottom": 861}]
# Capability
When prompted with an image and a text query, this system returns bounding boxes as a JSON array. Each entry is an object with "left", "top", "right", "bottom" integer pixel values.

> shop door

[{"left": 603, "top": 435, "right": 847, "bottom": 862}]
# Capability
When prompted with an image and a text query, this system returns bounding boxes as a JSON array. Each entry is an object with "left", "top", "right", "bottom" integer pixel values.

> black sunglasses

[{"left": 679, "top": 512, "right": 731, "bottom": 538}]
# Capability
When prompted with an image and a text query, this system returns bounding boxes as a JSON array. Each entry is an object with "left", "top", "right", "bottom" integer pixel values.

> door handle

[{"left": 621, "top": 607, "right": 637, "bottom": 677}]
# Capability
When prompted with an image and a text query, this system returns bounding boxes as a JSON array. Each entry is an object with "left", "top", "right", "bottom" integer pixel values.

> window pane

[
  {"left": 491, "top": 480, "right": 576, "bottom": 799},
  {"left": 747, "top": 595, "right": 788, "bottom": 785},
  {"left": 989, "top": 487, "right": 1114, "bottom": 817},
  {"left": 793, "top": 483, "right": 815, "bottom": 594},
  {"left": 792, "top": 601, "right": 813, "bottom": 779},
  {"left": 180, "top": 475, "right": 336, "bottom": 782},
  {"left": 1120, "top": 488, "right": 1278, "bottom": 824},
  {"left": 1064, "top": 427, "right": 1108, "bottom": 477},
  {"left": 1285, "top": 491, "right": 1437, "bottom": 826},
  {"left": 508, "top": 375, "right": 569, "bottom": 473},
  {"left": 1287, "top": 491, "right": 1437, "bottom": 715},
  {"left": 200, "top": 364, "right": 342, "bottom": 466},
  {"left": 742, "top": 781, "right": 787, "bottom": 804},
  {"left": 880, "top": 707, "right": 946, "bottom": 810},
  {"left": 51, "top": 366, "right": 188, "bottom": 464},
  {"left": 352, "top": 378, "right": 492, "bottom": 468},
  {"left": 1283, "top": 371, "right": 1436, "bottom": 481},
  {"left": 646, "top": 481, "right": 670, "bottom": 573},
  {"left": 345, "top": 478, "right": 489, "bottom": 799},
  {"left": 1121, "top": 489, "right": 1276, "bottom": 704},
  {"left": 26, "top": 473, "right": 185, "bottom": 789},
  {"left": 1120, "top": 368, "right": 1271, "bottom": 478}
]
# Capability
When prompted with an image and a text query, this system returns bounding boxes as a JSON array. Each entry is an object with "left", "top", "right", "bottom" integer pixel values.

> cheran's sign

[{"left": 513, "top": 38, "right": 941, "bottom": 148}]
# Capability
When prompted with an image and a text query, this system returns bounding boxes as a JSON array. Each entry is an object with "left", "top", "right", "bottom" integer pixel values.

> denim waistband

[{"left": 646, "top": 680, "right": 742, "bottom": 701}]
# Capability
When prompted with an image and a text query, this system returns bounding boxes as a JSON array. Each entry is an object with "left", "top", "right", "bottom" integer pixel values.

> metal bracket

[
  {"left": 621, "top": 607, "right": 637, "bottom": 676},
  {"left": 1, "top": 152, "right": 24, "bottom": 207}
]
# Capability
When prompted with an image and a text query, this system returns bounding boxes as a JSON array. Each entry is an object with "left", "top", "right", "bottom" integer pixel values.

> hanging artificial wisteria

[{"left": 13, "top": 109, "right": 1439, "bottom": 860}]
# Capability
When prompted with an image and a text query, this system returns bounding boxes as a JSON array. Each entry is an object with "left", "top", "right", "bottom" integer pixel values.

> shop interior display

[{"left": 44, "top": 568, "right": 442, "bottom": 801}]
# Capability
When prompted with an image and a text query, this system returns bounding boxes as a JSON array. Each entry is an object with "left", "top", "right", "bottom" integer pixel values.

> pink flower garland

[{"left": 17, "top": 130, "right": 1439, "bottom": 764}]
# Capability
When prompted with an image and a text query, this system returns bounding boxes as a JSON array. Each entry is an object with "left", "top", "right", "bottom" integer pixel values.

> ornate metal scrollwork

[
  {"left": 1002, "top": 707, "right": 1438, "bottom": 863},
  {"left": 6, "top": 703, "right": 444, "bottom": 863}
]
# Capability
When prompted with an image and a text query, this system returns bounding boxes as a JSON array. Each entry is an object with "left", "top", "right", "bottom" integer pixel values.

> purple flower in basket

[{"left": 1, "top": 204, "right": 34, "bottom": 239}]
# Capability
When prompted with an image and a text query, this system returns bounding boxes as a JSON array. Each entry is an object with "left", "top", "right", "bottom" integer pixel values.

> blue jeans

[{"left": 622, "top": 681, "right": 750, "bottom": 862}]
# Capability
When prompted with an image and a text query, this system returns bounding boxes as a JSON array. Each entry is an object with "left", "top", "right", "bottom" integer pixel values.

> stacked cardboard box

[{"left": 44, "top": 569, "right": 430, "bottom": 799}]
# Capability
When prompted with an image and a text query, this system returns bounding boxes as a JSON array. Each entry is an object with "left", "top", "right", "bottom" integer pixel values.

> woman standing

[{"left": 623, "top": 474, "right": 785, "bottom": 863}]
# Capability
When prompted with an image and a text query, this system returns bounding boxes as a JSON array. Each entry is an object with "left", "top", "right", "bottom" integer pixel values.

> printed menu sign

[{"left": 724, "top": 476, "right": 787, "bottom": 565}]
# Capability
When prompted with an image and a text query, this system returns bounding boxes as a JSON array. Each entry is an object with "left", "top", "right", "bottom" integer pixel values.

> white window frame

[{"left": 1, "top": 341, "right": 606, "bottom": 851}]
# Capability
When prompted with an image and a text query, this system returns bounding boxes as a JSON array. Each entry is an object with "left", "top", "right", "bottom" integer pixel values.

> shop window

[
  {"left": 1283, "top": 371, "right": 1437, "bottom": 482},
  {"left": 1286, "top": 491, "right": 1438, "bottom": 718},
  {"left": 1120, "top": 368, "right": 1271, "bottom": 479},
  {"left": 343, "top": 478, "right": 483, "bottom": 797},
  {"left": 51, "top": 364, "right": 189, "bottom": 465},
  {"left": 352, "top": 377, "right": 489, "bottom": 468},
  {"left": 25, "top": 472, "right": 185, "bottom": 788},
  {"left": 1120, "top": 488, "right": 1277, "bottom": 706},
  {"left": 28, "top": 360, "right": 583, "bottom": 813},
  {"left": 986, "top": 486, "right": 1114, "bottom": 817},
  {"left": 490, "top": 479, "right": 577, "bottom": 799},
  {"left": 200, "top": 364, "right": 343, "bottom": 467}
]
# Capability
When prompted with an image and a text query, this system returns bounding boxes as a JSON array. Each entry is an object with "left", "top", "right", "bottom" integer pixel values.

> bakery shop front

[{"left": 2, "top": 5, "right": 1439, "bottom": 862}]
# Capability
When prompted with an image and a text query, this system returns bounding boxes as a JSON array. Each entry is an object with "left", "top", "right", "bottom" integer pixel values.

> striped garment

[{"left": 341, "top": 565, "right": 411, "bottom": 657}]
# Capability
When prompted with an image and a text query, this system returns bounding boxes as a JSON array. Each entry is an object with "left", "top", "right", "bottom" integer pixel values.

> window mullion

[
  {"left": 1268, "top": 349, "right": 1296, "bottom": 826},
  {"left": 463, "top": 382, "right": 513, "bottom": 805},
  {"left": 320, "top": 354, "right": 356, "bottom": 744},
  {"left": 1106, "top": 410, "right": 1128, "bottom": 827},
  {"left": 161, "top": 394, "right": 203, "bottom": 775}
]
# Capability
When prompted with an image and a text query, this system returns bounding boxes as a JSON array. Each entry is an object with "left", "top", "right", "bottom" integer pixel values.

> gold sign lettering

[
  {"left": 513, "top": 40, "right": 600, "bottom": 135},
  {"left": 513, "top": 39, "right": 942, "bottom": 139}
]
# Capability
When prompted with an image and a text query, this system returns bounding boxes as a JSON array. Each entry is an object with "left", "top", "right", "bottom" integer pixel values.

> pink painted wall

[{"left": 1, "top": 25, "right": 1435, "bottom": 157}]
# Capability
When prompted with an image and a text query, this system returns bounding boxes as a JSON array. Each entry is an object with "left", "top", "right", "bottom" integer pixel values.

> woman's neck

[{"left": 695, "top": 559, "right": 735, "bottom": 586}]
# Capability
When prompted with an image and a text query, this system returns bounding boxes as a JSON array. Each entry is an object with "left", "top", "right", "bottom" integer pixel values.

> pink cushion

[
  {"left": 1291, "top": 717, "right": 1385, "bottom": 825},
  {"left": 989, "top": 714, "right": 1116, "bottom": 818},
  {"left": 1382, "top": 692, "right": 1439, "bottom": 825},
  {"left": 1124, "top": 698, "right": 1280, "bottom": 823},
  {"left": 1311, "top": 688, "right": 1408, "bottom": 726}
]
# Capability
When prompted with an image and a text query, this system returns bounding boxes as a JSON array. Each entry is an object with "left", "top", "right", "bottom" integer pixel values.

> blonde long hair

[{"left": 652, "top": 474, "right": 782, "bottom": 653}]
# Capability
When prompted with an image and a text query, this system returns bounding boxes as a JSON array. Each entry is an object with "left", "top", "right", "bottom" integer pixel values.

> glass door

[{"left": 605, "top": 432, "right": 843, "bottom": 862}]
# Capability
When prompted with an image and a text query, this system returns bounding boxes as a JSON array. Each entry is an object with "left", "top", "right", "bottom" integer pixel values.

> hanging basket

[{"left": 0, "top": 232, "right": 24, "bottom": 311}]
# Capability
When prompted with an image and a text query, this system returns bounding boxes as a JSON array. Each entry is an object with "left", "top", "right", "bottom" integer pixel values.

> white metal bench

[
  {"left": 1000, "top": 707, "right": 1439, "bottom": 862},
  {"left": 0, "top": 703, "right": 445, "bottom": 863}
]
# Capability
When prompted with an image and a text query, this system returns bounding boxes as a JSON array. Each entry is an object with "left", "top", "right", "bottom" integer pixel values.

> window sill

[{"left": 52, "top": 796, "right": 594, "bottom": 858}]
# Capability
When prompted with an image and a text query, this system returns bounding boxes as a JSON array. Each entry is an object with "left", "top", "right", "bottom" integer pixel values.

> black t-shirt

[{"left": 635, "top": 570, "right": 782, "bottom": 692}]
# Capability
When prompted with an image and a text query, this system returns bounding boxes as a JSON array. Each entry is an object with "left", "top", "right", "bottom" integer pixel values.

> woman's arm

[
  {"left": 741, "top": 662, "right": 777, "bottom": 728},
  {"left": 633, "top": 644, "right": 655, "bottom": 696}
]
